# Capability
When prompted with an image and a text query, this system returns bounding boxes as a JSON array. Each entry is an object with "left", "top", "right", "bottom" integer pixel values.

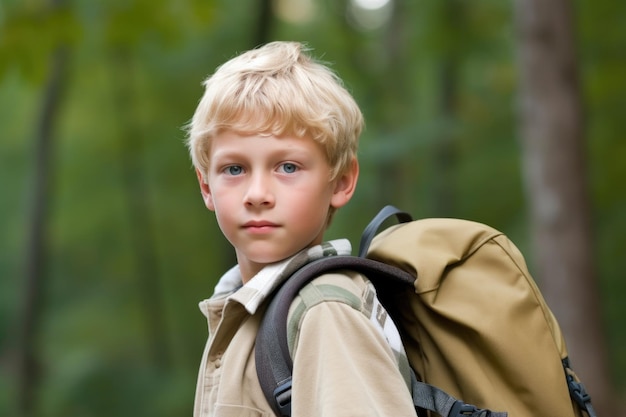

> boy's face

[{"left": 196, "top": 131, "right": 357, "bottom": 282}]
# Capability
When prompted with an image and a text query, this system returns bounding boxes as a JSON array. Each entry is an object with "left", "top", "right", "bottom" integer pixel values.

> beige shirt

[{"left": 193, "top": 240, "right": 415, "bottom": 417}]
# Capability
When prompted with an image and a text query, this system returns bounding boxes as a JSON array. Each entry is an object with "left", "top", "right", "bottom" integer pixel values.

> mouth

[{"left": 242, "top": 220, "right": 279, "bottom": 234}]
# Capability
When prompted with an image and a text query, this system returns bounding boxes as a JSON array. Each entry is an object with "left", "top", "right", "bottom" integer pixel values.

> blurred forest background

[{"left": 1, "top": 0, "right": 624, "bottom": 416}]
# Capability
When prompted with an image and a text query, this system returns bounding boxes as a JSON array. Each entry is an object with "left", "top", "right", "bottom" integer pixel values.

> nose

[{"left": 244, "top": 172, "right": 275, "bottom": 207}]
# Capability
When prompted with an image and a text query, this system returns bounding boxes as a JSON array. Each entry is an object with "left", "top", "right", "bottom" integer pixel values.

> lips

[{"left": 242, "top": 220, "right": 279, "bottom": 233}]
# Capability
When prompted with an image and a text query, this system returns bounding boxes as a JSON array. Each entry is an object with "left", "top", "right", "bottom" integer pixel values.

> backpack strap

[
  {"left": 255, "top": 255, "right": 414, "bottom": 417},
  {"left": 254, "top": 255, "right": 506, "bottom": 417},
  {"left": 410, "top": 369, "right": 506, "bottom": 417},
  {"left": 358, "top": 205, "right": 413, "bottom": 257}
]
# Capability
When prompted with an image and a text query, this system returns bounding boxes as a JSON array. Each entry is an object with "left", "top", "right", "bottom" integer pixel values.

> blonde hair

[{"left": 186, "top": 41, "right": 363, "bottom": 181}]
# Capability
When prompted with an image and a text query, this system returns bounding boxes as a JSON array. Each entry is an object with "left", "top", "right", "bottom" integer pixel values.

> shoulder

[
  {"left": 289, "top": 270, "right": 374, "bottom": 316},
  {"left": 285, "top": 270, "right": 380, "bottom": 349}
]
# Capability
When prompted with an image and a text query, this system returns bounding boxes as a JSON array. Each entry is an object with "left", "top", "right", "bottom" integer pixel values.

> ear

[
  {"left": 330, "top": 157, "right": 359, "bottom": 209},
  {"left": 196, "top": 168, "right": 215, "bottom": 211}
]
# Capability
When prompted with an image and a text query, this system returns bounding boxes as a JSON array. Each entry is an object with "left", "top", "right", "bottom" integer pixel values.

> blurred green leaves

[
  {"left": 2, "top": 0, "right": 626, "bottom": 416},
  {"left": 0, "top": 4, "right": 79, "bottom": 82}
]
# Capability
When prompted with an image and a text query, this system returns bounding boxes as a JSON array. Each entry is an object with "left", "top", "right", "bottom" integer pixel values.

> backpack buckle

[
  {"left": 450, "top": 401, "right": 491, "bottom": 417},
  {"left": 566, "top": 374, "right": 592, "bottom": 409},
  {"left": 273, "top": 378, "right": 293, "bottom": 417}
]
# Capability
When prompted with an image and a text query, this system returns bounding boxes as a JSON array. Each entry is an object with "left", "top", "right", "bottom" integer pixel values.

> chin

[{"left": 249, "top": 251, "right": 297, "bottom": 266}]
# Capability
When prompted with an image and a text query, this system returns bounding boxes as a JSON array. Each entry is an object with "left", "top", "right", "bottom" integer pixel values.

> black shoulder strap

[
  {"left": 255, "top": 255, "right": 415, "bottom": 417},
  {"left": 358, "top": 205, "right": 413, "bottom": 257}
]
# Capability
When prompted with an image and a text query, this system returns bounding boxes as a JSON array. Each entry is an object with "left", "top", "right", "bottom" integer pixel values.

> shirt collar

[{"left": 210, "top": 239, "right": 352, "bottom": 315}]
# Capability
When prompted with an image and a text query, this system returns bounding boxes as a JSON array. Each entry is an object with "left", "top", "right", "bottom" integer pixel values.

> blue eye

[
  {"left": 281, "top": 163, "right": 298, "bottom": 173},
  {"left": 226, "top": 165, "right": 243, "bottom": 175}
]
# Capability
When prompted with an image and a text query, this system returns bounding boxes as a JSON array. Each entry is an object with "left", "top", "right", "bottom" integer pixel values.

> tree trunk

[
  {"left": 513, "top": 0, "right": 614, "bottom": 414},
  {"left": 16, "top": 32, "right": 68, "bottom": 417},
  {"left": 254, "top": 0, "right": 273, "bottom": 46},
  {"left": 112, "top": 48, "right": 170, "bottom": 369},
  {"left": 377, "top": 0, "right": 411, "bottom": 208},
  {"left": 433, "top": 0, "right": 462, "bottom": 217}
]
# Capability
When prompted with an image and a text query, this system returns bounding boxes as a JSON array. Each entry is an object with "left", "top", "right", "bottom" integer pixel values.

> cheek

[
  {"left": 292, "top": 186, "right": 333, "bottom": 218},
  {"left": 209, "top": 184, "right": 246, "bottom": 219},
  {"left": 210, "top": 189, "right": 232, "bottom": 212},
  {"left": 212, "top": 201, "right": 238, "bottom": 237}
]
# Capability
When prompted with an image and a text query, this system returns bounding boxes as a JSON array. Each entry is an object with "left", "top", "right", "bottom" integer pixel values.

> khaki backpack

[{"left": 256, "top": 206, "right": 596, "bottom": 417}]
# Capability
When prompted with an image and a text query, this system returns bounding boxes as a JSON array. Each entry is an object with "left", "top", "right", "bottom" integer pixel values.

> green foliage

[
  {"left": 1, "top": 0, "right": 625, "bottom": 416},
  {"left": 0, "top": 3, "right": 81, "bottom": 82}
]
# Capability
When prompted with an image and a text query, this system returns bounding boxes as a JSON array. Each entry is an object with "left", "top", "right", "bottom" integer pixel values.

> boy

[{"left": 186, "top": 41, "right": 415, "bottom": 416}]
